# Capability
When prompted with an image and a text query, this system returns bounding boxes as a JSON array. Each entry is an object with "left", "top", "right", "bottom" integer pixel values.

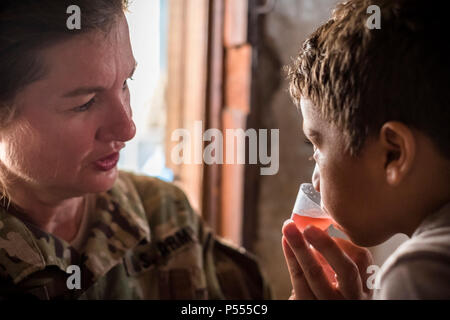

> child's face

[{"left": 300, "top": 98, "right": 395, "bottom": 246}]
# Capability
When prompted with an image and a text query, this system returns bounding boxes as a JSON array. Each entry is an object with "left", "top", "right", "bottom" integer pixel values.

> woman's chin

[{"left": 85, "top": 167, "right": 119, "bottom": 193}]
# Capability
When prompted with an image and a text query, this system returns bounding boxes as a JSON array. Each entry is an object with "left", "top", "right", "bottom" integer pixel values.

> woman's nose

[
  {"left": 312, "top": 163, "right": 320, "bottom": 193},
  {"left": 97, "top": 100, "right": 136, "bottom": 143}
]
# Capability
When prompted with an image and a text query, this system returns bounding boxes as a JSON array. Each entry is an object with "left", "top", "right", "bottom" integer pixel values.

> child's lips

[{"left": 320, "top": 203, "right": 344, "bottom": 231}]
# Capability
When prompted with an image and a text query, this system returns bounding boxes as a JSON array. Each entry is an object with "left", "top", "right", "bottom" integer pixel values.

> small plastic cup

[{"left": 291, "top": 183, "right": 334, "bottom": 231}]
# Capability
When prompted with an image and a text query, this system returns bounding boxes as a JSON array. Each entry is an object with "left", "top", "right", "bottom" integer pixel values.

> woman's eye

[{"left": 74, "top": 97, "right": 96, "bottom": 112}]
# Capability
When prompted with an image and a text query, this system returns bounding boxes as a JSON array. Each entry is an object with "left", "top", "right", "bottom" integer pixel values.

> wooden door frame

[{"left": 166, "top": 0, "right": 262, "bottom": 248}]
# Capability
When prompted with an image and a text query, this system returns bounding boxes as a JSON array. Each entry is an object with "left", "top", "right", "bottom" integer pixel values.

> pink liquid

[
  {"left": 292, "top": 214, "right": 333, "bottom": 232},
  {"left": 292, "top": 214, "right": 337, "bottom": 285}
]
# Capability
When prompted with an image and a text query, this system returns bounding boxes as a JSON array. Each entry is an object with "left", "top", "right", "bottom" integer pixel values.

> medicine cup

[{"left": 291, "top": 183, "right": 334, "bottom": 231}]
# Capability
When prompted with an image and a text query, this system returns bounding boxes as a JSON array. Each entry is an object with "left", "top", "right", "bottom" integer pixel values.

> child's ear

[{"left": 379, "top": 122, "right": 416, "bottom": 186}]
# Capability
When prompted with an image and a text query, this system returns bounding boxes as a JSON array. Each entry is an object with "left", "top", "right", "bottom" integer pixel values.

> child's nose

[{"left": 312, "top": 163, "right": 320, "bottom": 193}]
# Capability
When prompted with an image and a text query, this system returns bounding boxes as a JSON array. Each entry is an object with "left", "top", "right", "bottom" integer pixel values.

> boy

[{"left": 282, "top": 0, "right": 450, "bottom": 299}]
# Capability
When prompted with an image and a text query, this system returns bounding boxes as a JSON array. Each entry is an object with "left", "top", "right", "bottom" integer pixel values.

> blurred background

[{"left": 121, "top": 0, "right": 409, "bottom": 299}]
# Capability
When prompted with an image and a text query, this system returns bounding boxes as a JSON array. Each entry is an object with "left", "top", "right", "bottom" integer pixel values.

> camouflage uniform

[{"left": 0, "top": 171, "right": 271, "bottom": 300}]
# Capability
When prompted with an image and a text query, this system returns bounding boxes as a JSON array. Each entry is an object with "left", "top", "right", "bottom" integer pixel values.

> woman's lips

[{"left": 94, "top": 152, "right": 119, "bottom": 171}]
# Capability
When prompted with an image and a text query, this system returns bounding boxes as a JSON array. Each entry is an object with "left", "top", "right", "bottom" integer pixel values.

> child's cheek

[{"left": 314, "top": 149, "right": 325, "bottom": 163}]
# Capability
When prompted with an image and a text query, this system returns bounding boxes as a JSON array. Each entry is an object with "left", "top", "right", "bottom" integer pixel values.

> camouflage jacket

[{"left": 0, "top": 171, "right": 271, "bottom": 300}]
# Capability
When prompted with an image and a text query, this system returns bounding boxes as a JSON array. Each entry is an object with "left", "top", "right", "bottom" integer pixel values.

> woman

[{"left": 0, "top": 0, "right": 270, "bottom": 299}]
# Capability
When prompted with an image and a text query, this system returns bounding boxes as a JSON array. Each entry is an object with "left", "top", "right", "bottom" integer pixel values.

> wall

[{"left": 253, "top": 0, "right": 408, "bottom": 299}]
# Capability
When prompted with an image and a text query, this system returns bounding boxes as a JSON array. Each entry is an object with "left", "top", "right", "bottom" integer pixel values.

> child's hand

[{"left": 282, "top": 220, "right": 374, "bottom": 300}]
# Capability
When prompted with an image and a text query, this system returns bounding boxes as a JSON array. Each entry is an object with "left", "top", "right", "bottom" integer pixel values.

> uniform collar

[{"left": 0, "top": 172, "right": 150, "bottom": 286}]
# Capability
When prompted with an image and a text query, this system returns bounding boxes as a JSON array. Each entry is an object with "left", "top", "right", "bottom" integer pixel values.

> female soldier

[{"left": 0, "top": 0, "right": 270, "bottom": 299}]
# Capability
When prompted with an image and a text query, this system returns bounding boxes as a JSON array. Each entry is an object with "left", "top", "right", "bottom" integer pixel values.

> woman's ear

[{"left": 379, "top": 121, "right": 416, "bottom": 186}]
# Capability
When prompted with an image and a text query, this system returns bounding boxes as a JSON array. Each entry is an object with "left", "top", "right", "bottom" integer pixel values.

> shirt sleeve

[
  {"left": 190, "top": 198, "right": 272, "bottom": 300},
  {"left": 202, "top": 230, "right": 273, "bottom": 300},
  {"left": 376, "top": 255, "right": 450, "bottom": 299},
  {"left": 127, "top": 171, "right": 272, "bottom": 300}
]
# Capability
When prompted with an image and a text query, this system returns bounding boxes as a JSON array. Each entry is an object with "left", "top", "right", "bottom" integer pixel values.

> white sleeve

[{"left": 375, "top": 257, "right": 450, "bottom": 300}]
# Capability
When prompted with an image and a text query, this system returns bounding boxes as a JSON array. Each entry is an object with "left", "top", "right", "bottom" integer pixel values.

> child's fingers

[
  {"left": 334, "top": 238, "right": 373, "bottom": 294},
  {"left": 311, "top": 248, "right": 338, "bottom": 286},
  {"left": 304, "top": 226, "right": 363, "bottom": 299},
  {"left": 282, "top": 221, "right": 339, "bottom": 299},
  {"left": 282, "top": 236, "right": 316, "bottom": 299}
]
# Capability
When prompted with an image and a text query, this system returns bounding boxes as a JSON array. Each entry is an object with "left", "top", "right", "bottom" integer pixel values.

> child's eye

[
  {"left": 304, "top": 137, "right": 313, "bottom": 146},
  {"left": 304, "top": 138, "right": 317, "bottom": 161},
  {"left": 74, "top": 97, "right": 96, "bottom": 112}
]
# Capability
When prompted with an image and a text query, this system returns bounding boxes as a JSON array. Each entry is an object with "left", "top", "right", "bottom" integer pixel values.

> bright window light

[{"left": 120, "top": 0, "right": 173, "bottom": 182}]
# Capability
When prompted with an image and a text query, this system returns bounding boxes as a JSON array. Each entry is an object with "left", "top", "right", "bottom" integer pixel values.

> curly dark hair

[{"left": 287, "top": 0, "right": 450, "bottom": 159}]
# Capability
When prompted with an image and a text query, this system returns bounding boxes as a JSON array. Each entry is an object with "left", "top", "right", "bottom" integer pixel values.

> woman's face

[{"left": 0, "top": 14, "right": 136, "bottom": 199}]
